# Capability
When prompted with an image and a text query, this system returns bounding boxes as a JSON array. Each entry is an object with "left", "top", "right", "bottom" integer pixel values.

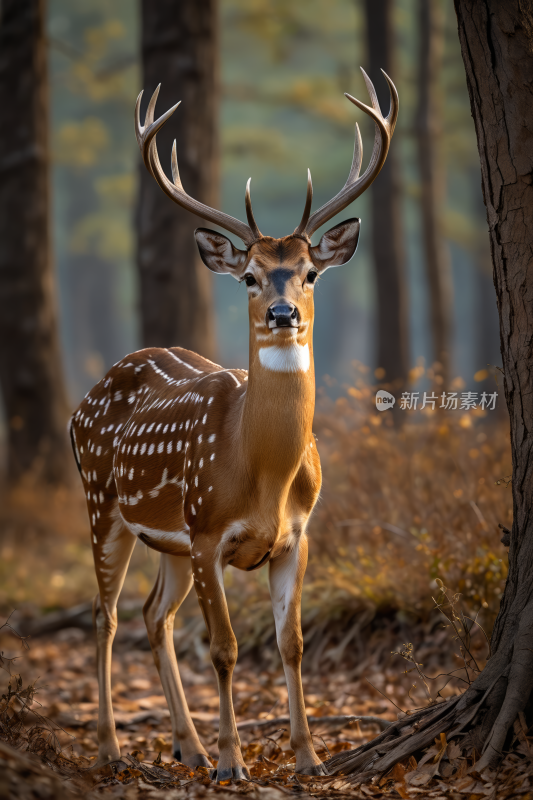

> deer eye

[
  {"left": 307, "top": 270, "right": 318, "bottom": 284},
  {"left": 244, "top": 274, "right": 257, "bottom": 287}
]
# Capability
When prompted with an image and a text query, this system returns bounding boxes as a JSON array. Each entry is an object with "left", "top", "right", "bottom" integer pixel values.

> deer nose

[{"left": 267, "top": 303, "right": 299, "bottom": 329}]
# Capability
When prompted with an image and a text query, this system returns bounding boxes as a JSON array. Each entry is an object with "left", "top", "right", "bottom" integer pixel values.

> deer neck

[{"left": 239, "top": 324, "right": 315, "bottom": 485}]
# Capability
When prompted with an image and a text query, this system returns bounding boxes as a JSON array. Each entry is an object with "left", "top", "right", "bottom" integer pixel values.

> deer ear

[
  {"left": 309, "top": 218, "right": 360, "bottom": 272},
  {"left": 194, "top": 228, "right": 248, "bottom": 277}
]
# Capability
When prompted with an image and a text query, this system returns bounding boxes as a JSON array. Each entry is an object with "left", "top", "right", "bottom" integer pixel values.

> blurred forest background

[
  {"left": 2, "top": 0, "right": 500, "bottom": 408},
  {"left": 0, "top": 0, "right": 510, "bottom": 662}
]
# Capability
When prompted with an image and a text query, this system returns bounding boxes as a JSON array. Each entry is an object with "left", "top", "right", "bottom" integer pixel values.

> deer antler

[
  {"left": 135, "top": 85, "right": 262, "bottom": 247},
  {"left": 294, "top": 68, "right": 399, "bottom": 239}
]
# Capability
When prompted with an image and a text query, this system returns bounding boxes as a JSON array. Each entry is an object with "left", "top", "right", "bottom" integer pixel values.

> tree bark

[
  {"left": 364, "top": 0, "right": 409, "bottom": 387},
  {"left": 137, "top": 0, "right": 217, "bottom": 360},
  {"left": 415, "top": 0, "right": 452, "bottom": 384},
  {"left": 0, "top": 0, "right": 70, "bottom": 484},
  {"left": 325, "top": 0, "right": 533, "bottom": 778},
  {"left": 454, "top": 0, "right": 533, "bottom": 768}
]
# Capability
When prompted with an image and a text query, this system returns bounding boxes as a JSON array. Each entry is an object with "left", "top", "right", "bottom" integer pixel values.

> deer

[{"left": 69, "top": 67, "right": 398, "bottom": 782}]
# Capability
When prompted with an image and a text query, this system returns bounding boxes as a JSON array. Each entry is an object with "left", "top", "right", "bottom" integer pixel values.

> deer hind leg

[
  {"left": 143, "top": 554, "right": 211, "bottom": 768},
  {"left": 91, "top": 503, "right": 136, "bottom": 766},
  {"left": 269, "top": 535, "right": 327, "bottom": 775},
  {"left": 191, "top": 542, "right": 249, "bottom": 783}
]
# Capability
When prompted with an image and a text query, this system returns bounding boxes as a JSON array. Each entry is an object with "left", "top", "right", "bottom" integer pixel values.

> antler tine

[
  {"left": 360, "top": 67, "right": 381, "bottom": 114},
  {"left": 245, "top": 179, "right": 262, "bottom": 240},
  {"left": 135, "top": 90, "right": 145, "bottom": 149},
  {"left": 381, "top": 69, "right": 399, "bottom": 133},
  {"left": 293, "top": 169, "right": 313, "bottom": 237},
  {"left": 135, "top": 86, "right": 259, "bottom": 247},
  {"left": 303, "top": 69, "right": 398, "bottom": 238},
  {"left": 171, "top": 140, "right": 183, "bottom": 190},
  {"left": 342, "top": 123, "right": 363, "bottom": 190}
]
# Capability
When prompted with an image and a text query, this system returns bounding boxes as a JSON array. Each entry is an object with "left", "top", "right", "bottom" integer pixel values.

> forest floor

[{"left": 1, "top": 611, "right": 532, "bottom": 800}]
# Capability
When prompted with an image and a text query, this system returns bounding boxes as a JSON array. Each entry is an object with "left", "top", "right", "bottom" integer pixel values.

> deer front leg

[
  {"left": 269, "top": 535, "right": 327, "bottom": 775},
  {"left": 192, "top": 544, "right": 249, "bottom": 783},
  {"left": 143, "top": 554, "right": 211, "bottom": 768}
]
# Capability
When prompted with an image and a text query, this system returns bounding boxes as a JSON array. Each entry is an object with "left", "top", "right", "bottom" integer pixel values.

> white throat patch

[{"left": 258, "top": 343, "right": 310, "bottom": 373}]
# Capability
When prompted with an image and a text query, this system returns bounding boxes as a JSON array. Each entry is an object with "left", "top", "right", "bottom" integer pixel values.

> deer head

[{"left": 135, "top": 69, "right": 398, "bottom": 371}]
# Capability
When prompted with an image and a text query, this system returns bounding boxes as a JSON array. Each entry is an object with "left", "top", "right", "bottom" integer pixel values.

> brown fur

[{"left": 70, "top": 228, "right": 360, "bottom": 778}]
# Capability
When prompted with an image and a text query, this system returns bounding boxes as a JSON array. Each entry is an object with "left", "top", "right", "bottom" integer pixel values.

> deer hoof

[
  {"left": 297, "top": 762, "right": 329, "bottom": 776},
  {"left": 210, "top": 765, "right": 250, "bottom": 783}
]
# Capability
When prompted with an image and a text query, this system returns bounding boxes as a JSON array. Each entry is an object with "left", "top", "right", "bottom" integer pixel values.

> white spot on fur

[
  {"left": 259, "top": 342, "right": 310, "bottom": 373},
  {"left": 148, "top": 443, "right": 155, "bottom": 455}
]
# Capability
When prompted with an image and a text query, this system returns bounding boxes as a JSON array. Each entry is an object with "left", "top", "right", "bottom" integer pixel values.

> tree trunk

[
  {"left": 364, "top": 0, "right": 409, "bottom": 387},
  {"left": 137, "top": 0, "right": 217, "bottom": 360},
  {"left": 324, "top": 0, "right": 533, "bottom": 779},
  {"left": 454, "top": 0, "right": 533, "bottom": 768},
  {"left": 0, "top": 0, "right": 70, "bottom": 485},
  {"left": 415, "top": 0, "right": 452, "bottom": 384}
]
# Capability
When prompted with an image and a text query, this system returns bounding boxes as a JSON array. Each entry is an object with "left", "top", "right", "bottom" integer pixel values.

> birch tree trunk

[
  {"left": 0, "top": 0, "right": 70, "bottom": 484},
  {"left": 137, "top": 0, "right": 217, "bottom": 360}
]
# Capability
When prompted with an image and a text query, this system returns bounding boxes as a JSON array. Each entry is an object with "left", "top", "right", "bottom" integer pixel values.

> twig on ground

[{"left": 363, "top": 678, "right": 406, "bottom": 714}]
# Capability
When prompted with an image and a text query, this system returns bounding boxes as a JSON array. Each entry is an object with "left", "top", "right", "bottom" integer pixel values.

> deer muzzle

[{"left": 267, "top": 302, "right": 300, "bottom": 329}]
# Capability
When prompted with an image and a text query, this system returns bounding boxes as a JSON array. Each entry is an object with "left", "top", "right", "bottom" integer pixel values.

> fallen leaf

[{"left": 392, "top": 762, "right": 407, "bottom": 782}]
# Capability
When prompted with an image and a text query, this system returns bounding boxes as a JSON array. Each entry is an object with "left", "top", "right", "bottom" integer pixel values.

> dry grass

[
  {"left": 0, "top": 473, "right": 158, "bottom": 614},
  {"left": 0, "top": 369, "right": 512, "bottom": 665}
]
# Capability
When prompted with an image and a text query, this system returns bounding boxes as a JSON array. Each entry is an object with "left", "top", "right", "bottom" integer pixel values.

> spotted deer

[{"left": 69, "top": 68, "right": 398, "bottom": 781}]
